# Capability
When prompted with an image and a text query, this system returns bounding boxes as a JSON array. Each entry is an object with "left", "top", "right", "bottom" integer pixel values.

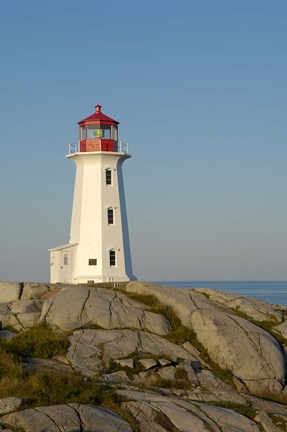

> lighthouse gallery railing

[{"left": 68, "top": 141, "right": 129, "bottom": 154}]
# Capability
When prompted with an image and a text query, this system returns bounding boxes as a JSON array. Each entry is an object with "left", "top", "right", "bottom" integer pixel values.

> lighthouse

[{"left": 49, "top": 105, "right": 135, "bottom": 284}]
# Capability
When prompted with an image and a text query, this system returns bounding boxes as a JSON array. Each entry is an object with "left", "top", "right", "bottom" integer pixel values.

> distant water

[{"left": 157, "top": 281, "right": 287, "bottom": 306}]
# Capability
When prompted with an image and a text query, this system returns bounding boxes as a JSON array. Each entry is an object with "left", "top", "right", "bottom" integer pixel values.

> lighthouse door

[{"left": 60, "top": 251, "right": 73, "bottom": 283}]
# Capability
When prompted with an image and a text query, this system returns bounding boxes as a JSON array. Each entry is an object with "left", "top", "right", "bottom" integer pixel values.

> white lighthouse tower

[{"left": 49, "top": 104, "right": 135, "bottom": 284}]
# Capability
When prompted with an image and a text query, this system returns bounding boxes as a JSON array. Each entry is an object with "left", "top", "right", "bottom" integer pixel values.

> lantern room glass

[
  {"left": 81, "top": 127, "right": 86, "bottom": 140},
  {"left": 86, "top": 125, "right": 111, "bottom": 139}
]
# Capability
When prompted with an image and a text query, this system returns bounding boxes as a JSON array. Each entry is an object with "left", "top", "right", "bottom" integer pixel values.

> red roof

[{"left": 78, "top": 105, "right": 119, "bottom": 125}]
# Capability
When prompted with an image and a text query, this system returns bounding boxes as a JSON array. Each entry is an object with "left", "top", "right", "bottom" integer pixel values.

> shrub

[{"left": 6, "top": 323, "right": 69, "bottom": 359}]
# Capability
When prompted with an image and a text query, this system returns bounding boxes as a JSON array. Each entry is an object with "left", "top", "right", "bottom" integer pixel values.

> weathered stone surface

[
  {"left": 187, "top": 388, "right": 248, "bottom": 405},
  {"left": 125, "top": 281, "right": 222, "bottom": 327},
  {"left": 0, "top": 398, "right": 23, "bottom": 415},
  {"left": 23, "top": 357, "right": 74, "bottom": 373},
  {"left": 158, "top": 358, "right": 171, "bottom": 367},
  {"left": 195, "top": 288, "right": 282, "bottom": 322},
  {"left": 193, "top": 402, "right": 261, "bottom": 432},
  {"left": 102, "top": 370, "right": 130, "bottom": 384},
  {"left": 119, "top": 388, "right": 261, "bottom": 432},
  {"left": 196, "top": 370, "right": 232, "bottom": 391},
  {"left": 182, "top": 341, "right": 206, "bottom": 370},
  {"left": 190, "top": 309, "right": 286, "bottom": 396},
  {"left": 273, "top": 322, "right": 287, "bottom": 340},
  {"left": 2, "top": 404, "right": 133, "bottom": 432},
  {"left": 255, "top": 411, "right": 281, "bottom": 432},
  {"left": 139, "top": 358, "right": 158, "bottom": 370},
  {"left": 21, "top": 283, "right": 49, "bottom": 300},
  {"left": 40, "top": 286, "right": 171, "bottom": 335},
  {"left": 245, "top": 394, "right": 287, "bottom": 415},
  {"left": 114, "top": 358, "right": 134, "bottom": 369},
  {"left": 0, "top": 282, "right": 22, "bottom": 304},
  {"left": 7, "top": 300, "right": 43, "bottom": 330},
  {"left": 176, "top": 360, "right": 198, "bottom": 385},
  {"left": 0, "top": 330, "right": 17, "bottom": 341},
  {"left": 67, "top": 329, "right": 193, "bottom": 376},
  {"left": 0, "top": 304, "right": 12, "bottom": 329},
  {"left": 157, "top": 366, "right": 176, "bottom": 381},
  {"left": 0, "top": 300, "right": 42, "bottom": 331}
]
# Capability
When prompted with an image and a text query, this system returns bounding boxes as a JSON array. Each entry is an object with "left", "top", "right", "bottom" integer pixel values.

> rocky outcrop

[
  {"left": 194, "top": 287, "right": 283, "bottom": 322},
  {"left": 0, "top": 280, "right": 287, "bottom": 431},
  {"left": 0, "top": 282, "right": 22, "bottom": 304},
  {"left": 118, "top": 388, "right": 261, "bottom": 432},
  {"left": 125, "top": 282, "right": 287, "bottom": 397},
  {"left": 40, "top": 286, "right": 171, "bottom": 335},
  {"left": 1, "top": 404, "right": 133, "bottom": 432},
  {"left": 190, "top": 309, "right": 286, "bottom": 395},
  {"left": 66, "top": 328, "right": 193, "bottom": 376},
  {"left": 125, "top": 281, "right": 223, "bottom": 327}
]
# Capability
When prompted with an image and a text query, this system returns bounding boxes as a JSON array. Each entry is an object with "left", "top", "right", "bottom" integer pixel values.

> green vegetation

[
  {"left": 86, "top": 282, "right": 128, "bottom": 289},
  {"left": 0, "top": 326, "right": 139, "bottom": 431},
  {"left": 123, "top": 292, "right": 196, "bottom": 344},
  {"left": 174, "top": 367, "right": 188, "bottom": 380},
  {"left": 151, "top": 378, "right": 191, "bottom": 390},
  {"left": 209, "top": 401, "right": 256, "bottom": 419},
  {"left": 231, "top": 308, "right": 287, "bottom": 345},
  {"left": 123, "top": 291, "right": 237, "bottom": 387},
  {"left": 269, "top": 413, "right": 287, "bottom": 431},
  {"left": 3, "top": 323, "right": 69, "bottom": 359}
]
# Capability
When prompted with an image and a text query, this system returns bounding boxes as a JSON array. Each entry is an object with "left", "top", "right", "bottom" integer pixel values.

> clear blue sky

[{"left": 0, "top": 0, "right": 286, "bottom": 282}]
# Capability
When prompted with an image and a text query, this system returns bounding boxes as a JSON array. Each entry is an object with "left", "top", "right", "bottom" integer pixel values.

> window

[
  {"left": 64, "top": 254, "right": 68, "bottom": 265},
  {"left": 81, "top": 127, "right": 86, "bottom": 140},
  {"left": 86, "top": 125, "right": 111, "bottom": 139},
  {"left": 87, "top": 125, "right": 101, "bottom": 139},
  {"left": 107, "top": 208, "right": 114, "bottom": 225},
  {"left": 101, "top": 125, "right": 111, "bottom": 139},
  {"left": 109, "top": 250, "right": 116, "bottom": 266},
  {"left": 106, "top": 169, "right": 112, "bottom": 185},
  {"left": 89, "top": 259, "right": 97, "bottom": 266},
  {"left": 112, "top": 126, "right": 118, "bottom": 141}
]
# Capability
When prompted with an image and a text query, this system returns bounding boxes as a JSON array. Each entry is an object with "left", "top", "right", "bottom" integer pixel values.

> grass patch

[
  {"left": 3, "top": 323, "right": 69, "bottom": 359},
  {"left": 209, "top": 401, "right": 256, "bottom": 419},
  {"left": 123, "top": 292, "right": 236, "bottom": 387},
  {"left": 231, "top": 308, "right": 287, "bottom": 345},
  {"left": 269, "top": 414, "right": 287, "bottom": 432},
  {"left": 174, "top": 367, "right": 188, "bottom": 380},
  {"left": 152, "top": 378, "right": 191, "bottom": 390},
  {"left": 0, "top": 339, "right": 139, "bottom": 432},
  {"left": 102, "top": 392, "right": 140, "bottom": 432},
  {"left": 123, "top": 292, "right": 196, "bottom": 345}
]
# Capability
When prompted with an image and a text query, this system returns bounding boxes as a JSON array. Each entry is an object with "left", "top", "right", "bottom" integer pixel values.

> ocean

[{"left": 157, "top": 280, "right": 287, "bottom": 307}]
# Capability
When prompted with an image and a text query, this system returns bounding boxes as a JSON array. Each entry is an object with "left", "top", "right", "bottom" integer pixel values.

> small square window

[
  {"left": 109, "top": 250, "right": 116, "bottom": 266},
  {"left": 89, "top": 259, "right": 97, "bottom": 266},
  {"left": 64, "top": 254, "right": 68, "bottom": 265},
  {"left": 106, "top": 169, "right": 112, "bottom": 185},
  {"left": 107, "top": 208, "right": 114, "bottom": 225}
]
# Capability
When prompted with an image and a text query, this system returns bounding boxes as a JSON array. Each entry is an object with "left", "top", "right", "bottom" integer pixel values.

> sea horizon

[{"left": 154, "top": 280, "right": 287, "bottom": 306}]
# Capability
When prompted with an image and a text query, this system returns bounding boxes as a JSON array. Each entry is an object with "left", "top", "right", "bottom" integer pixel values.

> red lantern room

[{"left": 78, "top": 104, "right": 119, "bottom": 152}]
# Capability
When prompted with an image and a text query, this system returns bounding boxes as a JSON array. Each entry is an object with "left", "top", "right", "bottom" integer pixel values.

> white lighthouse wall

[
  {"left": 114, "top": 158, "right": 135, "bottom": 280},
  {"left": 49, "top": 244, "right": 77, "bottom": 284},
  {"left": 68, "top": 152, "right": 134, "bottom": 283},
  {"left": 49, "top": 251, "right": 60, "bottom": 283}
]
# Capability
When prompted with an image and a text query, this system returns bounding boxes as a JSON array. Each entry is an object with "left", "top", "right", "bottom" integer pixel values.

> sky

[{"left": 0, "top": 0, "right": 286, "bottom": 282}]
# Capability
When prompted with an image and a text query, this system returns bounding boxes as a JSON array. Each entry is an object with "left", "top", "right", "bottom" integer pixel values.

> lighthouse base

[
  {"left": 71, "top": 274, "right": 133, "bottom": 284},
  {"left": 49, "top": 243, "right": 136, "bottom": 285}
]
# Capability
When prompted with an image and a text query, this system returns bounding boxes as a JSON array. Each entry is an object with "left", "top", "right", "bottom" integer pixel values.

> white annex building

[{"left": 49, "top": 104, "right": 135, "bottom": 284}]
